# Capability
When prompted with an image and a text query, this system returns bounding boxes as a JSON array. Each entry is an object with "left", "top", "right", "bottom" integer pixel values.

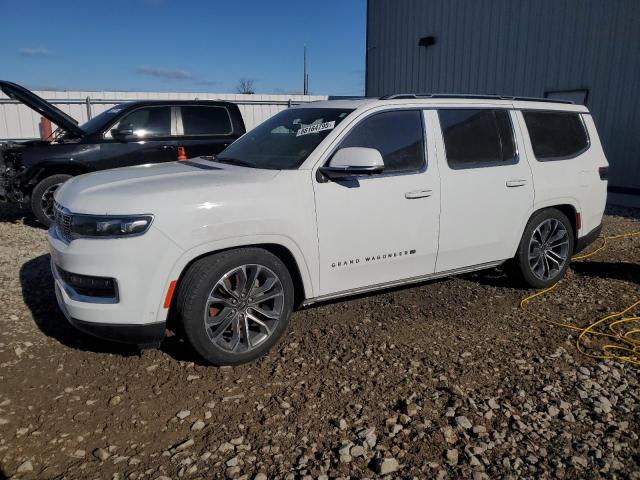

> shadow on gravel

[
  {"left": 0, "top": 467, "right": 6, "bottom": 480},
  {"left": 0, "top": 204, "right": 43, "bottom": 229},
  {"left": 572, "top": 261, "right": 640, "bottom": 285},
  {"left": 459, "top": 268, "right": 515, "bottom": 289},
  {"left": 19, "top": 254, "right": 139, "bottom": 357},
  {"left": 159, "top": 334, "right": 210, "bottom": 365}
]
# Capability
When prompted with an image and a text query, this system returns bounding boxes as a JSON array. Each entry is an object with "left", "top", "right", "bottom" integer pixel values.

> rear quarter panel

[{"left": 514, "top": 111, "right": 607, "bottom": 238}]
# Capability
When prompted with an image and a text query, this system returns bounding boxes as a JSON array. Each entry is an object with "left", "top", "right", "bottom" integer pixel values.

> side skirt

[{"left": 302, "top": 260, "right": 505, "bottom": 306}]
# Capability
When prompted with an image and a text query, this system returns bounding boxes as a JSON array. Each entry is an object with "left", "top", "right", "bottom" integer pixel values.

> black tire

[
  {"left": 31, "top": 174, "right": 72, "bottom": 227},
  {"left": 176, "top": 248, "right": 294, "bottom": 366},
  {"left": 508, "top": 208, "right": 575, "bottom": 289}
]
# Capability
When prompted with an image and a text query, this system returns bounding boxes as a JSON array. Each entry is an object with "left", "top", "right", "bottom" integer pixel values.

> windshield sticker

[{"left": 296, "top": 120, "right": 335, "bottom": 137}]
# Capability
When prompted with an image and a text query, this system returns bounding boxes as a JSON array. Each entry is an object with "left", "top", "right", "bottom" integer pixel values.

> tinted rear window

[
  {"left": 181, "top": 106, "right": 232, "bottom": 135},
  {"left": 523, "top": 111, "right": 589, "bottom": 160},
  {"left": 438, "top": 109, "right": 516, "bottom": 169}
]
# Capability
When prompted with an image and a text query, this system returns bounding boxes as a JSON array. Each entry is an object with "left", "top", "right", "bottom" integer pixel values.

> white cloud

[
  {"left": 135, "top": 66, "right": 194, "bottom": 80},
  {"left": 20, "top": 47, "right": 51, "bottom": 57}
]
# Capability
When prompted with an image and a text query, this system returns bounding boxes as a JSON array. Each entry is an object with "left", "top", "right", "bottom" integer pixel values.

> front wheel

[
  {"left": 508, "top": 208, "right": 575, "bottom": 288},
  {"left": 31, "top": 174, "right": 72, "bottom": 227},
  {"left": 176, "top": 248, "right": 294, "bottom": 365}
]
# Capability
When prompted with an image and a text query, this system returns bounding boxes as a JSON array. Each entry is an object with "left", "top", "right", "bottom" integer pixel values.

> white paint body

[{"left": 49, "top": 98, "right": 608, "bottom": 330}]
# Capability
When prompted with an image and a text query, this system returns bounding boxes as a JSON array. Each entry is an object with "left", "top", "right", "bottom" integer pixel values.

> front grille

[{"left": 53, "top": 201, "right": 73, "bottom": 242}]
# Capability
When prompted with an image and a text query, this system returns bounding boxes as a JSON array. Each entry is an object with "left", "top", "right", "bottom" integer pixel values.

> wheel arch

[
  {"left": 29, "top": 162, "right": 91, "bottom": 190},
  {"left": 164, "top": 238, "right": 313, "bottom": 326},
  {"left": 515, "top": 202, "right": 580, "bottom": 257}
]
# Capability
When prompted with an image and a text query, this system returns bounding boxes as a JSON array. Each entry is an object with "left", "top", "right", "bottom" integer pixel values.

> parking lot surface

[{"left": 0, "top": 205, "right": 638, "bottom": 479}]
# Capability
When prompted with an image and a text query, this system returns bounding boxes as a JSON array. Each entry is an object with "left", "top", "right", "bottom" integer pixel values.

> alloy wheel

[
  {"left": 203, "top": 264, "right": 285, "bottom": 353},
  {"left": 41, "top": 183, "right": 63, "bottom": 221},
  {"left": 528, "top": 218, "right": 570, "bottom": 281}
]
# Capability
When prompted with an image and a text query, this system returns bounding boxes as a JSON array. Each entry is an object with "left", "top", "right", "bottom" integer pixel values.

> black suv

[{"left": 0, "top": 81, "right": 246, "bottom": 225}]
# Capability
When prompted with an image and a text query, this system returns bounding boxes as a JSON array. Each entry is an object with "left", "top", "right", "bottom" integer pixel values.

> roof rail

[{"left": 379, "top": 93, "right": 574, "bottom": 104}]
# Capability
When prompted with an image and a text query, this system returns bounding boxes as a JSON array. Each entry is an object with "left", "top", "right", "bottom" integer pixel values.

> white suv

[{"left": 49, "top": 95, "right": 608, "bottom": 365}]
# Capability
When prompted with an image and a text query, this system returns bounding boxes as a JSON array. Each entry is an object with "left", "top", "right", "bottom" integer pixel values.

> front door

[
  {"left": 313, "top": 109, "right": 441, "bottom": 297},
  {"left": 434, "top": 108, "right": 534, "bottom": 272},
  {"left": 100, "top": 105, "right": 177, "bottom": 169}
]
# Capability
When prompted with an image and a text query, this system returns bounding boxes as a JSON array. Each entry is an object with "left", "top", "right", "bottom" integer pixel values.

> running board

[{"left": 302, "top": 260, "right": 504, "bottom": 306}]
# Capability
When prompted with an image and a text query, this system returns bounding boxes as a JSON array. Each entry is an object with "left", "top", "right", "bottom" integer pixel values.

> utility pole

[{"left": 303, "top": 46, "right": 309, "bottom": 95}]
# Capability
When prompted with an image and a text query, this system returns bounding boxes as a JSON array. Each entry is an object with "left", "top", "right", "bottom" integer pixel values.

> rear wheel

[
  {"left": 31, "top": 174, "right": 72, "bottom": 227},
  {"left": 508, "top": 208, "right": 574, "bottom": 288},
  {"left": 176, "top": 248, "right": 294, "bottom": 365}
]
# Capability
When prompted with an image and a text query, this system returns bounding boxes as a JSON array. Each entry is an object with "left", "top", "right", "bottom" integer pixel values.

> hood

[
  {"left": 55, "top": 158, "right": 281, "bottom": 214},
  {"left": 0, "top": 80, "right": 85, "bottom": 138}
]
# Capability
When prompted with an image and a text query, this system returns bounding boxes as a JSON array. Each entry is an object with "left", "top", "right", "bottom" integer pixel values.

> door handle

[
  {"left": 506, "top": 179, "right": 527, "bottom": 187},
  {"left": 161, "top": 145, "right": 176, "bottom": 150},
  {"left": 405, "top": 189, "right": 433, "bottom": 199}
]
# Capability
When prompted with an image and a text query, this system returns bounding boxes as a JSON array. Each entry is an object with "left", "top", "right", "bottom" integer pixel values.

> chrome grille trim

[{"left": 53, "top": 201, "right": 73, "bottom": 242}]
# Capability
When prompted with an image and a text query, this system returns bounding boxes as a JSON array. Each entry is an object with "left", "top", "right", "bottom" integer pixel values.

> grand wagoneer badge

[{"left": 331, "top": 249, "right": 416, "bottom": 268}]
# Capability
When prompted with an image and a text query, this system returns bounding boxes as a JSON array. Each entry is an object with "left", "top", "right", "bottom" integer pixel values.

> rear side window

[
  {"left": 438, "top": 109, "right": 516, "bottom": 169},
  {"left": 523, "top": 111, "right": 589, "bottom": 160},
  {"left": 339, "top": 110, "right": 425, "bottom": 173},
  {"left": 181, "top": 106, "right": 232, "bottom": 135}
]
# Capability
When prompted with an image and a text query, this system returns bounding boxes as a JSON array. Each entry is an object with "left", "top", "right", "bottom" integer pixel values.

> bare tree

[{"left": 236, "top": 78, "right": 256, "bottom": 94}]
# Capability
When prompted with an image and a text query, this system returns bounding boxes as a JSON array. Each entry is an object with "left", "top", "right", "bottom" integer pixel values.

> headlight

[{"left": 70, "top": 214, "right": 154, "bottom": 238}]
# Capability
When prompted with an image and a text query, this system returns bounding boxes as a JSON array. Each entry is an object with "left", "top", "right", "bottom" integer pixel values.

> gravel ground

[{"left": 0, "top": 205, "right": 638, "bottom": 480}]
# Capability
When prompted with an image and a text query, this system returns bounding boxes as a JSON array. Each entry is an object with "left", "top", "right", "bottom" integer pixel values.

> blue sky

[{"left": 0, "top": 0, "right": 366, "bottom": 95}]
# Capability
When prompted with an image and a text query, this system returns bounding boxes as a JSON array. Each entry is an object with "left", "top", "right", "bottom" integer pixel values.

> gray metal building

[{"left": 365, "top": 0, "right": 640, "bottom": 206}]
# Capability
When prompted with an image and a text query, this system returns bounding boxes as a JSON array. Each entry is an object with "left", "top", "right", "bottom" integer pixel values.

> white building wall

[{"left": 0, "top": 90, "right": 328, "bottom": 140}]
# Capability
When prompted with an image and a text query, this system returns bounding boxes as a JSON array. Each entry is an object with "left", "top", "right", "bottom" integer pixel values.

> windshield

[
  {"left": 217, "top": 107, "right": 354, "bottom": 169},
  {"left": 79, "top": 104, "right": 128, "bottom": 133}
]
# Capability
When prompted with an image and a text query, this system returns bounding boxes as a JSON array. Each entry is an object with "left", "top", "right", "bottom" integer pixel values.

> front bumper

[{"left": 49, "top": 224, "right": 184, "bottom": 345}]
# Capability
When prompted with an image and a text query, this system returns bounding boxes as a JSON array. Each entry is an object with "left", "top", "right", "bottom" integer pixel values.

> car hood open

[{"left": 0, "top": 80, "right": 85, "bottom": 138}]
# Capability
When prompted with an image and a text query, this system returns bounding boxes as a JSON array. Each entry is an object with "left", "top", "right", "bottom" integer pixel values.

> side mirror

[
  {"left": 318, "top": 147, "right": 384, "bottom": 181},
  {"left": 110, "top": 125, "right": 135, "bottom": 140}
]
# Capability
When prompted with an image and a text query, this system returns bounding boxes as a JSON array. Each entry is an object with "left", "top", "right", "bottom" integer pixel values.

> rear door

[
  {"left": 433, "top": 107, "right": 534, "bottom": 272},
  {"left": 99, "top": 105, "right": 177, "bottom": 169},
  {"left": 177, "top": 105, "right": 237, "bottom": 158}
]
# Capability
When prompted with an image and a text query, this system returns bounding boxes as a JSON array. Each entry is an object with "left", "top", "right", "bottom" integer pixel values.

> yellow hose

[{"left": 519, "top": 230, "right": 640, "bottom": 366}]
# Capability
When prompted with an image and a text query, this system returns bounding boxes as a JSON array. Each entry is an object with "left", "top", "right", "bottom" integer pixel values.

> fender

[
  {"left": 153, "top": 233, "right": 315, "bottom": 323},
  {"left": 509, "top": 196, "right": 582, "bottom": 257}
]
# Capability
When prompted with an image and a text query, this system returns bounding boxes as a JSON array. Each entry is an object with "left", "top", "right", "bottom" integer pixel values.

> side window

[
  {"left": 523, "top": 111, "right": 589, "bottom": 160},
  {"left": 438, "top": 109, "right": 517, "bottom": 169},
  {"left": 111, "top": 107, "right": 171, "bottom": 138},
  {"left": 181, "top": 106, "right": 232, "bottom": 135},
  {"left": 338, "top": 110, "right": 425, "bottom": 173}
]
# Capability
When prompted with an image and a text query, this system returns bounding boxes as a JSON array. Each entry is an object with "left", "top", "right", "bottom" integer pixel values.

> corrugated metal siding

[
  {"left": 0, "top": 90, "right": 328, "bottom": 140},
  {"left": 366, "top": 0, "right": 640, "bottom": 193}
]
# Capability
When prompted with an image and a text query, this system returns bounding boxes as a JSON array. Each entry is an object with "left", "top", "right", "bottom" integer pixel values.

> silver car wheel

[
  {"left": 528, "top": 218, "right": 570, "bottom": 281},
  {"left": 41, "top": 183, "right": 63, "bottom": 221},
  {"left": 203, "top": 264, "right": 285, "bottom": 353}
]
